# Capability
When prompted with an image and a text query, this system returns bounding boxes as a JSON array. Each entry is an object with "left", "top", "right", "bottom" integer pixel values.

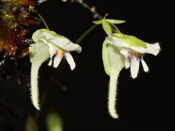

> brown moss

[{"left": 0, "top": 0, "right": 40, "bottom": 61}]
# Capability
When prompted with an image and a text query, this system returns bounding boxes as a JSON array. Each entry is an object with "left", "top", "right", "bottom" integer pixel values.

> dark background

[{"left": 0, "top": 0, "right": 174, "bottom": 131}]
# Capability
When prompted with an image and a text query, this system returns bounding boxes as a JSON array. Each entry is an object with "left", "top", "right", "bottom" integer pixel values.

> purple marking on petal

[
  {"left": 137, "top": 53, "right": 143, "bottom": 61},
  {"left": 54, "top": 50, "right": 58, "bottom": 57},
  {"left": 138, "top": 53, "right": 143, "bottom": 59},
  {"left": 136, "top": 57, "right": 141, "bottom": 61},
  {"left": 60, "top": 52, "right": 66, "bottom": 59},
  {"left": 128, "top": 53, "right": 133, "bottom": 62}
]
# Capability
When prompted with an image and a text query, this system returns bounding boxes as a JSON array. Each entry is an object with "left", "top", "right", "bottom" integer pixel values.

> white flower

[
  {"left": 29, "top": 29, "right": 82, "bottom": 110},
  {"left": 102, "top": 33, "right": 160, "bottom": 119},
  {"left": 106, "top": 33, "right": 160, "bottom": 78},
  {"left": 32, "top": 29, "right": 82, "bottom": 70}
]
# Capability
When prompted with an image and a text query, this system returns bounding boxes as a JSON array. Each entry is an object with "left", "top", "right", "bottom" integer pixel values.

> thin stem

[
  {"left": 110, "top": 23, "right": 121, "bottom": 34},
  {"left": 74, "top": 0, "right": 102, "bottom": 19},
  {"left": 31, "top": 7, "right": 50, "bottom": 30},
  {"left": 73, "top": 0, "right": 120, "bottom": 34},
  {"left": 75, "top": 24, "right": 98, "bottom": 44},
  {"left": 36, "top": 12, "right": 50, "bottom": 30}
]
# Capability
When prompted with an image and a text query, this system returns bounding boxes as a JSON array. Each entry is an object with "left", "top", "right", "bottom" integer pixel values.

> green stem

[
  {"left": 75, "top": 24, "right": 98, "bottom": 44},
  {"left": 31, "top": 8, "right": 50, "bottom": 30},
  {"left": 110, "top": 23, "right": 121, "bottom": 34},
  {"left": 36, "top": 12, "right": 50, "bottom": 30}
]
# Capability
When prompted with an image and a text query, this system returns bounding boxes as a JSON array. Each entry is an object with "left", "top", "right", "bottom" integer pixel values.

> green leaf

[
  {"left": 29, "top": 42, "right": 50, "bottom": 110},
  {"left": 47, "top": 112, "right": 63, "bottom": 131},
  {"left": 102, "top": 21, "right": 112, "bottom": 36},
  {"left": 106, "top": 19, "right": 126, "bottom": 24},
  {"left": 92, "top": 20, "right": 103, "bottom": 24}
]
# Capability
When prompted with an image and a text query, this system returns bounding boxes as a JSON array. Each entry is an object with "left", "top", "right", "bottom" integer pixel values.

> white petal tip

[
  {"left": 65, "top": 53, "right": 76, "bottom": 70},
  {"left": 77, "top": 46, "right": 82, "bottom": 53},
  {"left": 48, "top": 59, "right": 52, "bottom": 66},
  {"left": 130, "top": 57, "right": 140, "bottom": 79},
  {"left": 141, "top": 59, "right": 149, "bottom": 72},
  {"left": 144, "top": 68, "right": 149, "bottom": 72},
  {"left": 146, "top": 42, "right": 161, "bottom": 56},
  {"left": 69, "top": 62, "right": 76, "bottom": 70},
  {"left": 131, "top": 74, "right": 137, "bottom": 79},
  {"left": 131, "top": 68, "right": 139, "bottom": 78},
  {"left": 125, "top": 62, "right": 130, "bottom": 69}
]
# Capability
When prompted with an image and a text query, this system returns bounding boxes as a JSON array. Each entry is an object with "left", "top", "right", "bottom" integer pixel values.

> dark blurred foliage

[
  {"left": 0, "top": 0, "right": 40, "bottom": 62},
  {"left": 0, "top": 0, "right": 174, "bottom": 131}
]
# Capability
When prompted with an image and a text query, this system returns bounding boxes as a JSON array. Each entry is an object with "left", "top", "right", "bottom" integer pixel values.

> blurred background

[{"left": 0, "top": 0, "right": 174, "bottom": 131}]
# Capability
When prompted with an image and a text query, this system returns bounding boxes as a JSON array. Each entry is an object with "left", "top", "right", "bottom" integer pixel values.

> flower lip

[{"left": 55, "top": 49, "right": 65, "bottom": 59}]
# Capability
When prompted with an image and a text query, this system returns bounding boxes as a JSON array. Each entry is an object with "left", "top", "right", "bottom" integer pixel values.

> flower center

[
  {"left": 57, "top": 49, "right": 63, "bottom": 57},
  {"left": 132, "top": 51, "right": 138, "bottom": 58},
  {"left": 55, "top": 49, "right": 65, "bottom": 59},
  {"left": 128, "top": 51, "right": 142, "bottom": 62}
]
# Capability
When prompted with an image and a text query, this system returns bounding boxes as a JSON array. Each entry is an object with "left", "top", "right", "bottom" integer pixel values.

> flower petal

[
  {"left": 39, "top": 38, "right": 58, "bottom": 66},
  {"left": 65, "top": 53, "right": 76, "bottom": 70},
  {"left": 33, "top": 29, "right": 82, "bottom": 53},
  {"left": 53, "top": 56, "right": 62, "bottom": 68},
  {"left": 145, "top": 42, "right": 160, "bottom": 56},
  {"left": 106, "top": 36, "right": 125, "bottom": 48},
  {"left": 49, "top": 37, "right": 82, "bottom": 53},
  {"left": 141, "top": 58, "right": 149, "bottom": 72},
  {"left": 120, "top": 50, "right": 130, "bottom": 69},
  {"left": 102, "top": 40, "right": 111, "bottom": 76},
  {"left": 106, "top": 36, "right": 160, "bottom": 56},
  {"left": 33, "top": 29, "right": 54, "bottom": 40},
  {"left": 130, "top": 57, "right": 140, "bottom": 79}
]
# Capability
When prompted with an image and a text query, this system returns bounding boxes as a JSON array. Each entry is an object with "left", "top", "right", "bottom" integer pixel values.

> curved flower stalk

[
  {"left": 29, "top": 29, "right": 82, "bottom": 110},
  {"left": 94, "top": 14, "right": 161, "bottom": 118}
]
